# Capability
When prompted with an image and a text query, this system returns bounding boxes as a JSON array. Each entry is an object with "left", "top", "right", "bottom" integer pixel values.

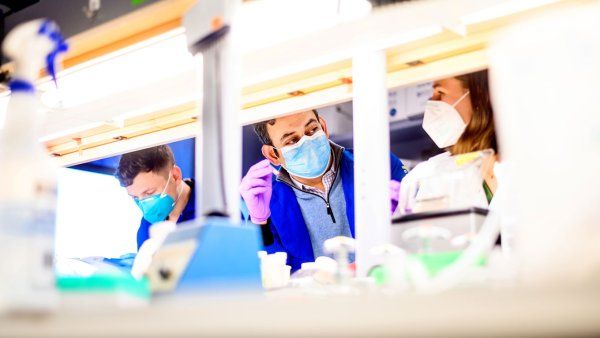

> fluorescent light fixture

[
  {"left": 6, "top": 0, "right": 373, "bottom": 138},
  {"left": 461, "top": 0, "right": 562, "bottom": 25},
  {"left": 367, "top": 25, "right": 445, "bottom": 55},
  {"left": 34, "top": 0, "right": 372, "bottom": 123},
  {"left": 237, "top": 0, "right": 372, "bottom": 53},
  {"left": 38, "top": 28, "right": 195, "bottom": 110},
  {"left": 38, "top": 0, "right": 373, "bottom": 110},
  {"left": 245, "top": 24, "right": 443, "bottom": 86}
]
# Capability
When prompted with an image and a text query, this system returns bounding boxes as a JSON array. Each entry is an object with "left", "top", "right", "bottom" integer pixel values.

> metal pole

[
  {"left": 185, "top": 0, "right": 241, "bottom": 222},
  {"left": 352, "top": 49, "right": 391, "bottom": 276}
]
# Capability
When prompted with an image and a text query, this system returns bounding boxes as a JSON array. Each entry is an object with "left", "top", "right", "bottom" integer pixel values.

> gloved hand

[
  {"left": 390, "top": 179, "right": 401, "bottom": 214},
  {"left": 240, "top": 159, "right": 273, "bottom": 224}
]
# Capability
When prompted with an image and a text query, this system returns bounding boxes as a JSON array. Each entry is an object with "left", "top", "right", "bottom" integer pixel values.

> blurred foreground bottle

[{"left": 0, "top": 19, "right": 67, "bottom": 312}]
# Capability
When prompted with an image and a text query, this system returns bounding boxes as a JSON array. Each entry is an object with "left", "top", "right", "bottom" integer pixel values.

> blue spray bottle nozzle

[{"left": 38, "top": 20, "right": 69, "bottom": 88}]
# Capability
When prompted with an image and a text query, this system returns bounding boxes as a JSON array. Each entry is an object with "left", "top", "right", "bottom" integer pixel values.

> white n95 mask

[{"left": 422, "top": 91, "right": 470, "bottom": 149}]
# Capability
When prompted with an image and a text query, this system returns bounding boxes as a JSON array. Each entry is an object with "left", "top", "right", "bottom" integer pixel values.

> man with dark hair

[
  {"left": 240, "top": 110, "right": 407, "bottom": 272},
  {"left": 116, "top": 145, "right": 195, "bottom": 249}
]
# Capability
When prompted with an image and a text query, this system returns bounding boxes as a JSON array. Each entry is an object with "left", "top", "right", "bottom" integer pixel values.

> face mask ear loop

[
  {"left": 160, "top": 168, "right": 174, "bottom": 198},
  {"left": 270, "top": 145, "right": 280, "bottom": 159},
  {"left": 452, "top": 90, "right": 470, "bottom": 108},
  {"left": 173, "top": 180, "right": 184, "bottom": 206}
]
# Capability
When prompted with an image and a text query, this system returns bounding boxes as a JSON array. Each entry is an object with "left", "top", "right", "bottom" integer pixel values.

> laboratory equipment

[
  {"left": 140, "top": 0, "right": 261, "bottom": 292},
  {"left": 368, "top": 244, "right": 408, "bottom": 289},
  {"left": 387, "top": 150, "right": 498, "bottom": 287},
  {"left": 409, "top": 209, "right": 501, "bottom": 293},
  {"left": 259, "top": 251, "right": 291, "bottom": 290},
  {"left": 398, "top": 149, "right": 493, "bottom": 215},
  {"left": 185, "top": 0, "right": 241, "bottom": 218},
  {"left": 131, "top": 221, "right": 176, "bottom": 279},
  {"left": 393, "top": 208, "right": 488, "bottom": 252},
  {"left": 56, "top": 257, "right": 150, "bottom": 309},
  {"left": 57, "top": 275, "right": 149, "bottom": 309},
  {"left": 324, "top": 236, "right": 356, "bottom": 284},
  {"left": 0, "top": 19, "right": 67, "bottom": 312},
  {"left": 146, "top": 219, "right": 262, "bottom": 293},
  {"left": 391, "top": 207, "right": 488, "bottom": 277},
  {"left": 290, "top": 256, "right": 338, "bottom": 286}
]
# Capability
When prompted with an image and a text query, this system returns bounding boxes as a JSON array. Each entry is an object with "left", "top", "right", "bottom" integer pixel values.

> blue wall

[{"left": 72, "top": 121, "right": 440, "bottom": 180}]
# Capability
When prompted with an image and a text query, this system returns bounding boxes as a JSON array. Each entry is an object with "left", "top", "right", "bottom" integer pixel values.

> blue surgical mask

[
  {"left": 134, "top": 173, "right": 181, "bottom": 224},
  {"left": 278, "top": 130, "right": 331, "bottom": 179}
]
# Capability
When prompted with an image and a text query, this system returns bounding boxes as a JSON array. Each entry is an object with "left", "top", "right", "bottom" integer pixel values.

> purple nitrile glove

[
  {"left": 390, "top": 179, "right": 401, "bottom": 214},
  {"left": 240, "top": 159, "right": 273, "bottom": 224}
]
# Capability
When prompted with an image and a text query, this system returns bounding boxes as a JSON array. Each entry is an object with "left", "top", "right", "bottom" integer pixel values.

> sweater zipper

[
  {"left": 325, "top": 201, "right": 336, "bottom": 223},
  {"left": 323, "top": 167, "right": 339, "bottom": 223},
  {"left": 276, "top": 145, "right": 344, "bottom": 224}
]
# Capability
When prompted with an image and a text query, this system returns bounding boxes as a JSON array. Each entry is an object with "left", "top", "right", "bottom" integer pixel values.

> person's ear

[
  {"left": 319, "top": 116, "right": 330, "bottom": 138},
  {"left": 171, "top": 165, "right": 183, "bottom": 182},
  {"left": 262, "top": 145, "right": 283, "bottom": 166}
]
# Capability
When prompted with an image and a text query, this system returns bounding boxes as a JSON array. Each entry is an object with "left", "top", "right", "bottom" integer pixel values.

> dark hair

[
  {"left": 115, "top": 145, "right": 175, "bottom": 187},
  {"left": 253, "top": 110, "right": 320, "bottom": 146},
  {"left": 451, "top": 70, "right": 498, "bottom": 155}
]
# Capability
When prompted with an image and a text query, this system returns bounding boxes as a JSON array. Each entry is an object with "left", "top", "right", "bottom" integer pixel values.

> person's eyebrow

[
  {"left": 279, "top": 118, "right": 319, "bottom": 143},
  {"left": 279, "top": 131, "right": 295, "bottom": 144},
  {"left": 304, "top": 118, "right": 318, "bottom": 128},
  {"left": 140, "top": 188, "right": 155, "bottom": 196},
  {"left": 128, "top": 192, "right": 140, "bottom": 199}
]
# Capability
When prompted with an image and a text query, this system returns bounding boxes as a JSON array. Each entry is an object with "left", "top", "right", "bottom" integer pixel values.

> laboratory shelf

[{"left": 6, "top": 0, "right": 580, "bottom": 167}]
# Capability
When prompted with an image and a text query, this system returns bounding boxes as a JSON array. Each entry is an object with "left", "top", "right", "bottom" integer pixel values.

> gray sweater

[
  {"left": 276, "top": 142, "right": 353, "bottom": 259},
  {"left": 292, "top": 172, "right": 352, "bottom": 258}
]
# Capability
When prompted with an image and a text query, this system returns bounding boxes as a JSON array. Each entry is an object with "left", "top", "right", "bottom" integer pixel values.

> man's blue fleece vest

[{"left": 265, "top": 149, "right": 407, "bottom": 271}]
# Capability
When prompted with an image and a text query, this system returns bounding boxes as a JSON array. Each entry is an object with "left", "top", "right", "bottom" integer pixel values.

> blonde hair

[{"left": 450, "top": 70, "right": 497, "bottom": 155}]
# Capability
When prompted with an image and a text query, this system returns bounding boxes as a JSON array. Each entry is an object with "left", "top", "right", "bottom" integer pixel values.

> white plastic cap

[
  {"left": 324, "top": 236, "right": 356, "bottom": 254},
  {"left": 300, "top": 262, "right": 317, "bottom": 271},
  {"left": 314, "top": 256, "right": 338, "bottom": 273},
  {"left": 370, "top": 243, "right": 404, "bottom": 256}
]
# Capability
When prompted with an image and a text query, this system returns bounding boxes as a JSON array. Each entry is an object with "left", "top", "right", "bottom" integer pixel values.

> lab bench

[{"left": 1, "top": 285, "right": 599, "bottom": 337}]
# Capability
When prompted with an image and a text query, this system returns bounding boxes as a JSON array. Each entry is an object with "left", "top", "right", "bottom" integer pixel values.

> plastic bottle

[{"left": 0, "top": 19, "right": 67, "bottom": 312}]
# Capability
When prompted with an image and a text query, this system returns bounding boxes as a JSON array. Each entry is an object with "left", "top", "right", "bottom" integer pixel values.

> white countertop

[{"left": 1, "top": 284, "right": 599, "bottom": 338}]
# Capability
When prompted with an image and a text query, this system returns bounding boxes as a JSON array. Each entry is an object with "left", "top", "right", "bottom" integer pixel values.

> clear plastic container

[{"left": 399, "top": 149, "right": 494, "bottom": 215}]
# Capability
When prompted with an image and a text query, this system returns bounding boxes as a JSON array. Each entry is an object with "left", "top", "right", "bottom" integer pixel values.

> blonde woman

[{"left": 398, "top": 70, "right": 499, "bottom": 214}]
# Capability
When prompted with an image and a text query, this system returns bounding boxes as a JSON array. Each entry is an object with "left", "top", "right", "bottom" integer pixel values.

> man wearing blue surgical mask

[
  {"left": 115, "top": 145, "right": 195, "bottom": 250},
  {"left": 240, "top": 110, "right": 407, "bottom": 272}
]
